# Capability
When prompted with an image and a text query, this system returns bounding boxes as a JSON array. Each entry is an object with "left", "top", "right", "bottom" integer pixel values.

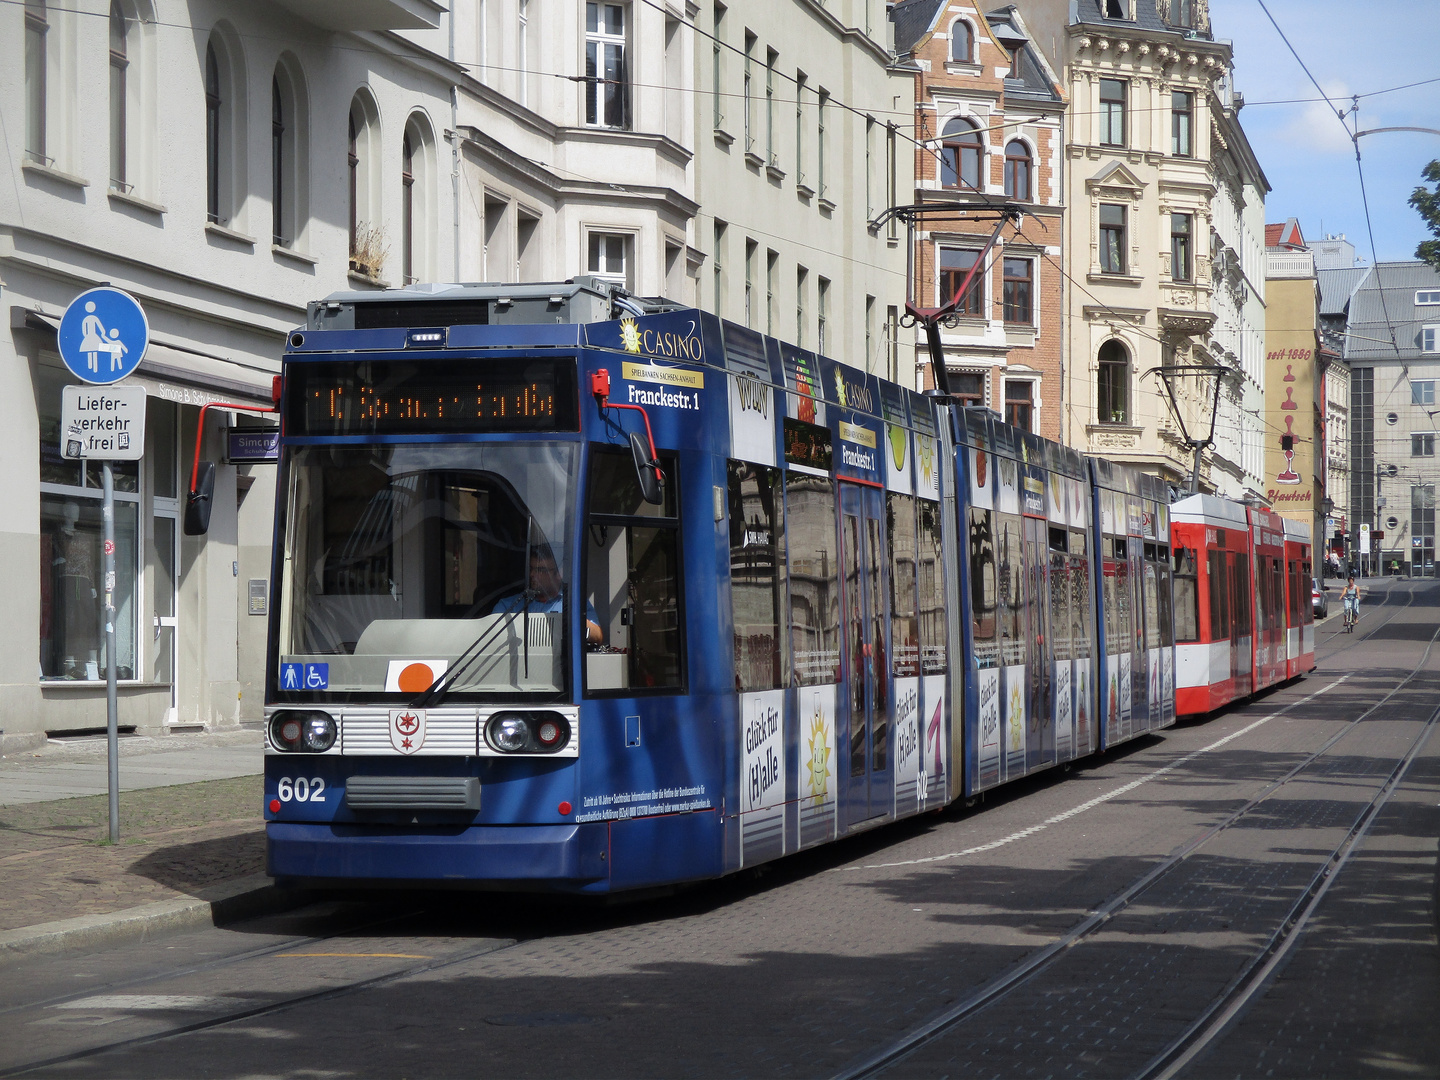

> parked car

[{"left": 1312, "top": 577, "right": 1328, "bottom": 618}]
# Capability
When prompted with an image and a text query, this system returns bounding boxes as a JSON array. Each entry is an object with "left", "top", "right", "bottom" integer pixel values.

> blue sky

[{"left": 1210, "top": 0, "right": 1440, "bottom": 263}]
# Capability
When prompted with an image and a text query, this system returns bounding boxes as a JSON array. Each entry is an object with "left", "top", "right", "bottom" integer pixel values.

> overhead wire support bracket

[{"left": 1144, "top": 362, "right": 1233, "bottom": 495}]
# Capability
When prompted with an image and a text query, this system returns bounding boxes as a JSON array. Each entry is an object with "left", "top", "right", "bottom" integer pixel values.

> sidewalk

[{"left": 0, "top": 729, "right": 303, "bottom": 966}]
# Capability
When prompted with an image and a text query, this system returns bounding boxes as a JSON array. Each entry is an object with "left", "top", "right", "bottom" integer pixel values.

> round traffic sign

[{"left": 57, "top": 287, "right": 149, "bottom": 385}]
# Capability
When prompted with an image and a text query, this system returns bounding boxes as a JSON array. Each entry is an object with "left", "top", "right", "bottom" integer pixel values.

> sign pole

[{"left": 103, "top": 462, "right": 119, "bottom": 844}]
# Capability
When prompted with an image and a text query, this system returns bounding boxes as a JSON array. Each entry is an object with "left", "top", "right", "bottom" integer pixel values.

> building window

[
  {"left": 743, "top": 31, "right": 755, "bottom": 152},
  {"left": 795, "top": 72, "right": 806, "bottom": 186},
  {"left": 817, "top": 276, "right": 830, "bottom": 355},
  {"left": 887, "top": 305, "right": 899, "bottom": 382},
  {"left": 1104, "top": 0, "right": 1126, "bottom": 17},
  {"left": 941, "top": 117, "right": 984, "bottom": 190},
  {"left": 110, "top": 3, "right": 128, "bottom": 189},
  {"left": 953, "top": 371, "right": 985, "bottom": 407},
  {"left": 713, "top": 220, "right": 726, "bottom": 314},
  {"left": 866, "top": 295, "right": 875, "bottom": 368},
  {"left": 744, "top": 238, "right": 757, "bottom": 327},
  {"left": 1417, "top": 290, "right": 1440, "bottom": 306},
  {"left": 766, "top": 249, "right": 777, "bottom": 336},
  {"left": 585, "top": 2, "right": 629, "bottom": 130},
  {"left": 401, "top": 132, "right": 415, "bottom": 284},
  {"left": 271, "top": 77, "right": 286, "bottom": 246},
  {"left": 940, "top": 247, "right": 984, "bottom": 316},
  {"left": 1002, "top": 257, "right": 1033, "bottom": 324},
  {"left": 348, "top": 91, "right": 382, "bottom": 275},
  {"left": 796, "top": 265, "right": 807, "bottom": 346},
  {"left": 25, "top": 0, "right": 47, "bottom": 165},
  {"left": 950, "top": 19, "right": 972, "bottom": 62},
  {"left": 865, "top": 117, "right": 875, "bottom": 216},
  {"left": 817, "top": 89, "right": 828, "bottom": 198},
  {"left": 1412, "top": 380, "right": 1435, "bottom": 406},
  {"left": 518, "top": 0, "right": 530, "bottom": 106},
  {"left": 1004, "top": 140, "right": 1031, "bottom": 201},
  {"left": 1005, "top": 380, "right": 1033, "bottom": 431},
  {"left": 765, "top": 48, "right": 778, "bottom": 167},
  {"left": 1100, "top": 203, "right": 1127, "bottom": 274},
  {"left": 1168, "top": 0, "right": 1197, "bottom": 27},
  {"left": 205, "top": 43, "right": 222, "bottom": 223},
  {"left": 588, "top": 232, "right": 629, "bottom": 286},
  {"left": 1423, "top": 326, "right": 1439, "bottom": 352},
  {"left": 271, "top": 59, "right": 307, "bottom": 251},
  {"left": 1413, "top": 434, "right": 1435, "bottom": 457},
  {"left": 1099, "top": 78, "right": 1126, "bottom": 147},
  {"left": 1171, "top": 213, "right": 1193, "bottom": 282},
  {"left": 1097, "top": 339, "right": 1130, "bottom": 424},
  {"left": 712, "top": 4, "right": 725, "bottom": 128},
  {"left": 1172, "top": 91, "right": 1193, "bottom": 156}
]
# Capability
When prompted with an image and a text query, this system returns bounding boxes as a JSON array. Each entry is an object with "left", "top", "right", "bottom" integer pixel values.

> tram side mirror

[
  {"left": 184, "top": 461, "right": 216, "bottom": 535},
  {"left": 629, "top": 432, "right": 663, "bottom": 505}
]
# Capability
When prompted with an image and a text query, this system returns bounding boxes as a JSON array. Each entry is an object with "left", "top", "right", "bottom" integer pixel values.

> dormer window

[{"left": 1105, "top": 0, "right": 1126, "bottom": 18}]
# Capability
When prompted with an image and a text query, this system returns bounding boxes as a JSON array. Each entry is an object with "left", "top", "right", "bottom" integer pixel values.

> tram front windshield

[{"left": 276, "top": 442, "right": 576, "bottom": 698}]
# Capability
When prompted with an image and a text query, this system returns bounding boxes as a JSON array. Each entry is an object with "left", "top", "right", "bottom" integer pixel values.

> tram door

[{"left": 840, "top": 483, "right": 891, "bottom": 826}]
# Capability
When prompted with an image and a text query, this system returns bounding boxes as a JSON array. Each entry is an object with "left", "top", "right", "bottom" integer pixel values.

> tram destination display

[{"left": 287, "top": 357, "right": 579, "bottom": 435}]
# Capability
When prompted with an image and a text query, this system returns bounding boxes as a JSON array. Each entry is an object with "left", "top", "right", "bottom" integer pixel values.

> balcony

[
  {"left": 270, "top": 0, "right": 445, "bottom": 31},
  {"left": 1267, "top": 250, "right": 1315, "bottom": 280}
]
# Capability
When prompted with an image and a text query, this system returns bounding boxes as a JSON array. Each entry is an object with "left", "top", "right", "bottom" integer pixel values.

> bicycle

[{"left": 1343, "top": 599, "right": 1358, "bottom": 633}]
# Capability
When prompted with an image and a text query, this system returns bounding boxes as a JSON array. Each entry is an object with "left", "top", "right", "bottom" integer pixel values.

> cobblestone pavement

[{"left": 0, "top": 731, "right": 265, "bottom": 934}]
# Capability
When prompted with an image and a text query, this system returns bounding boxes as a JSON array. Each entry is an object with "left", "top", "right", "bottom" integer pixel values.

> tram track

[
  {"left": 1314, "top": 579, "right": 1421, "bottom": 660},
  {"left": 833, "top": 614, "right": 1440, "bottom": 1080},
  {"left": 0, "top": 926, "right": 530, "bottom": 1077}
]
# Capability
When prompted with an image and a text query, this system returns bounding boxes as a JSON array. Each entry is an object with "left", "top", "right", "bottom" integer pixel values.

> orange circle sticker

[{"left": 396, "top": 662, "right": 435, "bottom": 693}]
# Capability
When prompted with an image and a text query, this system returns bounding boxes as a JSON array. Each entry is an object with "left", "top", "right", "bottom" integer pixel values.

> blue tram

[{"left": 253, "top": 278, "right": 1174, "bottom": 893}]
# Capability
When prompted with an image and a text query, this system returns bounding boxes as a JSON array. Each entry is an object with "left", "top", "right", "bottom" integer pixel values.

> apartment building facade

[{"left": 892, "top": 0, "right": 1066, "bottom": 435}]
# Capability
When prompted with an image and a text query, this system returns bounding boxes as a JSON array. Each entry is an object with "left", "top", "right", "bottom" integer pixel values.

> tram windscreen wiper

[{"left": 412, "top": 606, "right": 524, "bottom": 708}]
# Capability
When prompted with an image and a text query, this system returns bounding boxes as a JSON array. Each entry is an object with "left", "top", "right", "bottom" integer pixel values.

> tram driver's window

[{"left": 584, "top": 449, "right": 683, "bottom": 694}]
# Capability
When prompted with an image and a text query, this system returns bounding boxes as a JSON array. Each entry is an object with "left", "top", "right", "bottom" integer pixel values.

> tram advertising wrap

[{"left": 257, "top": 278, "right": 1313, "bottom": 894}]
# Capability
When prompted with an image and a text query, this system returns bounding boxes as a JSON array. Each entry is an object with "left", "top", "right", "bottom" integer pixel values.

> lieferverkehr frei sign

[{"left": 61, "top": 384, "right": 147, "bottom": 460}]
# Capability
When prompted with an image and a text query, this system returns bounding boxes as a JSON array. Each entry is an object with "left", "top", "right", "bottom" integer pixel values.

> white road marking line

[
  {"left": 56, "top": 994, "right": 218, "bottom": 1010},
  {"left": 839, "top": 675, "right": 1353, "bottom": 872}
]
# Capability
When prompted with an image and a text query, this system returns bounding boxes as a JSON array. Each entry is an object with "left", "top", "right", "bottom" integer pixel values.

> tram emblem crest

[{"left": 389, "top": 709, "right": 427, "bottom": 754}]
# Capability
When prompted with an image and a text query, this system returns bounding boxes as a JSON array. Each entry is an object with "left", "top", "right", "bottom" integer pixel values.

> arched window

[
  {"left": 204, "top": 26, "right": 246, "bottom": 228},
  {"left": 271, "top": 56, "right": 308, "bottom": 251},
  {"left": 347, "top": 90, "right": 382, "bottom": 274},
  {"left": 941, "top": 117, "right": 984, "bottom": 190},
  {"left": 1003, "top": 140, "right": 1031, "bottom": 201},
  {"left": 401, "top": 112, "right": 436, "bottom": 283},
  {"left": 949, "top": 20, "right": 972, "bottom": 63},
  {"left": 401, "top": 131, "right": 414, "bottom": 283},
  {"left": 205, "top": 43, "right": 221, "bottom": 222},
  {"left": 109, "top": 2, "right": 127, "bottom": 189},
  {"left": 1097, "top": 340, "right": 1130, "bottom": 425}
]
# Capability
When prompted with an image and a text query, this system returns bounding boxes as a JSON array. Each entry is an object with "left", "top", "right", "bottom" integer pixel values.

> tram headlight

[
  {"left": 484, "top": 712, "right": 571, "bottom": 754},
  {"left": 271, "top": 710, "right": 336, "bottom": 753},
  {"left": 487, "top": 714, "right": 531, "bottom": 752}
]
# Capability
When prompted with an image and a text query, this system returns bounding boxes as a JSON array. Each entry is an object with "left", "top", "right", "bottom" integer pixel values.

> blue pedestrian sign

[
  {"left": 57, "top": 287, "right": 149, "bottom": 385},
  {"left": 280, "top": 663, "right": 329, "bottom": 690}
]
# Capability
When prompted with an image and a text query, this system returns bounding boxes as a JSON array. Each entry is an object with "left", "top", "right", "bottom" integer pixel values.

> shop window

[{"left": 585, "top": 448, "right": 683, "bottom": 693}]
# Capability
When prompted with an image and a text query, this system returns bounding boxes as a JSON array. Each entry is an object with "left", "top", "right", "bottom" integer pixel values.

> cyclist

[{"left": 1341, "top": 575, "right": 1360, "bottom": 631}]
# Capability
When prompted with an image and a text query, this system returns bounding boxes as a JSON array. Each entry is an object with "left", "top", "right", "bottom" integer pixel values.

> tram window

[
  {"left": 585, "top": 448, "right": 684, "bottom": 695},
  {"left": 1049, "top": 527, "right": 1068, "bottom": 553},
  {"left": 1070, "top": 528, "right": 1091, "bottom": 660},
  {"left": 997, "top": 513, "right": 1025, "bottom": 663},
  {"left": 728, "top": 461, "right": 788, "bottom": 692},
  {"left": 887, "top": 493, "right": 920, "bottom": 678},
  {"left": 1232, "top": 553, "right": 1251, "bottom": 636},
  {"left": 1287, "top": 560, "right": 1301, "bottom": 625},
  {"left": 1208, "top": 550, "right": 1229, "bottom": 637},
  {"left": 1173, "top": 546, "right": 1198, "bottom": 642},
  {"left": 787, "top": 474, "right": 840, "bottom": 686},
  {"left": 1155, "top": 544, "right": 1173, "bottom": 648},
  {"left": 968, "top": 507, "right": 997, "bottom": 648},
  {"left": 1050, "top": 547, "right": 1072, "bottom": 661},
  {"left": 1143, "top": 558, "right": 1160, "bottom": 649},
  {"left": 918, "top": 500, "right": 947, "bottom": 675},
  {"left": 867, "top": 515, "right": 889, "bottom": 770},
  {"left": 589, "top": 450, "right": 677, "bottom": 519},
  {"left": 845, "top": 513, "right": 865, "bottom": 776}
]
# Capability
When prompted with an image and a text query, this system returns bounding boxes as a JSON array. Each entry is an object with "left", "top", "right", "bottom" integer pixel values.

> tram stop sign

[{"left": 57, "top": 287, "right": 148, "bottom": 385}]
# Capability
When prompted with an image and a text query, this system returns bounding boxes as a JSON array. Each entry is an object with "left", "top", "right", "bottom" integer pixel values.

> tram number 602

[{"left": 277, "top": 777, "right": 326, "bottom": 803}]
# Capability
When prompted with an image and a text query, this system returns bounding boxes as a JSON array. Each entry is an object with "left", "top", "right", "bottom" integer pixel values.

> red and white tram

[{"left": 1170, "top": 495, "right": 1314, "bottom": 718}]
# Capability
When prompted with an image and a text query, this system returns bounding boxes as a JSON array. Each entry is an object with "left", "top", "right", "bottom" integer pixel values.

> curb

[{"left": 0, "top": 874, "right": 314, "bottom": 969}]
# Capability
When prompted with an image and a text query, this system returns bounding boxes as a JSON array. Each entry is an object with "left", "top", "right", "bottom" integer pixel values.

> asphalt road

[{"left": 2, "top": 578, "right": 1436, "bottom": 1079}]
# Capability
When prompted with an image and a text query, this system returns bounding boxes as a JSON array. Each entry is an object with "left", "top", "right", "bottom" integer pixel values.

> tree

[{"left": 1412, "top": 159, "right": 1440, "bottom": 272}]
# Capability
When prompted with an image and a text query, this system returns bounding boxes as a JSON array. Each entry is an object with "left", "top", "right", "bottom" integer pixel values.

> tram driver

[{"left": 493, "top": 546, "right": 604, "bottom": 645}]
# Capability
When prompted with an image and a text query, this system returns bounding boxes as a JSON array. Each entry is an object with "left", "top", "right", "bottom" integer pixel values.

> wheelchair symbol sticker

[{"left": 304, "top": 664, "right": 329, "bottom": 689}]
